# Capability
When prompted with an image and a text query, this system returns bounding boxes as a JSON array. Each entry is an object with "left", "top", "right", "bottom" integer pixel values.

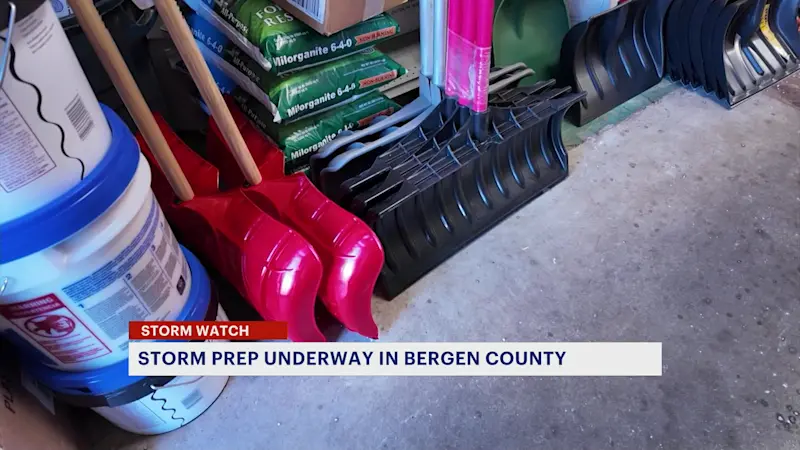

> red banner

[{"left": 129, "top": 321, "right": 288, "bottom": 340}]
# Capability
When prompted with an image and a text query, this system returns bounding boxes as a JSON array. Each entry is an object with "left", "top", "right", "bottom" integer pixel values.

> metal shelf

[{"left": 378, "top": 30, "right": 421, "bottom": 99}]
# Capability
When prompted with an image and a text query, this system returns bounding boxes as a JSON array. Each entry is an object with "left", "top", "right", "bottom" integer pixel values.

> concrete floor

[{"left": 95, "top": 75, "right": 799, "bottom": 450}]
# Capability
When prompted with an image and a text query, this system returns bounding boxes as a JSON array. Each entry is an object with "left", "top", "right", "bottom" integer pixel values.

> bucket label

[
  {"left": 62, "top": 198, "right": 190, "bottom": 348},
  {"left": 0, "top": 1, "right": 111, "bottom": 222},
  {"left": 0, "top": 294, "right": 112, "bottom": 364},
  {"left": 0, "top": 91, "right": 57, "bottom": 192}
]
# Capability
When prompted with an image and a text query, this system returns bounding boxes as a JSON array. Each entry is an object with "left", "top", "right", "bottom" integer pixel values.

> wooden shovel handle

[
  {"left": 68, "top": 0, "right": 195, "bottom": 202},
  {"left": 154, "top": 0, "right": 263, "bottom": 186}
]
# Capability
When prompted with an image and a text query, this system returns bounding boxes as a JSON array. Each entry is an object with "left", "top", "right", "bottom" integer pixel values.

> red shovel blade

[
  {"left": 207, "top": 101, "right": 384, "bottom": 339},
  {"left": 137, "top": 116, "right": 326, "bottom": 342},
  {"left": 172, "top": 190, "right": 326, "bottom": 342}
]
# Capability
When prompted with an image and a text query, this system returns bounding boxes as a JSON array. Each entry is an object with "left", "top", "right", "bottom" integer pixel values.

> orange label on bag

[
  {"left": 359, "top": 70, "right": 398, "bottom": 89},
  {"left": 355, "top": 26, "right": 398, "bottom": 45}
]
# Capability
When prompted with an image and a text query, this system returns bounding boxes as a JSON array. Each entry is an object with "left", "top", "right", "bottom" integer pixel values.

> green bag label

[
  {"left": 211, "top": 0, "right": 399, "bottom": 74},
  {"left": 233, "top": 90, "right": 400, "bottom": 173}
]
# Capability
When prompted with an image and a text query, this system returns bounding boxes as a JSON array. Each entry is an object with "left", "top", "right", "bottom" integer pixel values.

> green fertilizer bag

[
  {"left": 233, "top": 90, "right": 400, "bottom": 173},
  {"left": 264, "top": 49, "right": 405, "bottom": 122},
  {"left": 197, "top": 22, "right": 406, "bottom": 123},
  {"left": 194, "top": 0, "right": 400, "bottom": 74}
]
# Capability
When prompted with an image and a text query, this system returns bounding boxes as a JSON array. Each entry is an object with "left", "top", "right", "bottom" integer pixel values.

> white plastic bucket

[
  {"left": 0, "top": 121, "right": 191, "bottom": 372},
  {"left": 0, "top": 0, "right": 111, "bottom": 223},
  {"left": 96, "top": 302, "right": 230, "bottom": 435},
  {"left": 21, "top": 251, "right": 227, "bottom": 435},
  {"left": 95, "top": 373, "right": 229, "bottom": 435}
]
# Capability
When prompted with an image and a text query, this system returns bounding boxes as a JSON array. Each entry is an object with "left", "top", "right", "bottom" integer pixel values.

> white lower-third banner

[{"left": 128, "top": 342, "right": 662, "bottom": 377}]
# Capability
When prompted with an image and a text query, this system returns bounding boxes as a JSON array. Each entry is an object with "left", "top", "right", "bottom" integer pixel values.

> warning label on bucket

[
  {"left": 0, "top": 294, "right": 112, "bottom": 364},
  {"left": 0, "top": 91, "right": 58, "bottom": 192}
]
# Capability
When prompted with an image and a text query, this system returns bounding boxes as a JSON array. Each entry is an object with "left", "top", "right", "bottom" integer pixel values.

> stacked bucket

[{"left": 0, "top": 0, "right": 226, "bottom": 435}]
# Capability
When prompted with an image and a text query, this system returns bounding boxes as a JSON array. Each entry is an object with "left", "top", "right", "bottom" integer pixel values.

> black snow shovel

[
  {"left": 665, "top": 0, "right": 799, "bottom": 106},
  {"left": 325, "top": 0, "right": 586, "bottom": 299},
  {"left": 559, "top": 0, "right": 674, "bottom": 126}
]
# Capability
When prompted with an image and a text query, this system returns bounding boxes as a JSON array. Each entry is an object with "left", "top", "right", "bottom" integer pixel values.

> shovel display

[
  {"left": 69, "top": 0, "right": 328, "bottom": 342},
  {"left": 665, "top": 0, "right": 800, "bottom": 106},
  {"left": 138, "top": 118, "right": 326, "bottom": 342},
  {"left": 309, "top": 0, "right": 535, "bottom": 201},
  {"left": 74, "top": 0, "right": 387, "bottom": 341},
  {"left": 309, "top": 0, "right": 450, "bottom": 182},
  {"left": 559, "top": 0, "right": 674, "bottom": 126},
  {"left": 203, "top": 98, "right": 385, "bottom": 339},
  {"left": 312, "top": 0, "right": 585, "bottom": 299},
  {"left": 313, "top": 66, "right": 536, "bottom": 204},
  {"left": 153, "top": 0, "right": 385, "bottom": 339},
  {"left": 336, "top": 88, "right": 583, "bottom": 299}
]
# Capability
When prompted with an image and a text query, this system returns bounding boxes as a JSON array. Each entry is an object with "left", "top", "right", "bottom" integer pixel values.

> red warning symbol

[
  {"left": 24, "top": 314, "right": 76, "bottom": 338},
  {"left": 0, "top": 294, "right": 112, "bottom": 364}
]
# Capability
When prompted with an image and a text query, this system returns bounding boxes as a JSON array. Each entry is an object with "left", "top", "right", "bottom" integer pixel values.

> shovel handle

[
  {"left": 154, "top": 0, "right": 262, "bottom": 187},
  {"left": 68, "top": 0, "right": 195, "bottom": 202},
  {"left": 420, "top": 0, "right": 434, "bottom": 78},
  {"left": 433, "top": 0, "right": 448, "bottom": 87}
]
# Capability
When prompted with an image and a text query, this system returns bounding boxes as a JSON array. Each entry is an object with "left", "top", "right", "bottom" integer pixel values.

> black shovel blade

[
  {"left": 687, "top": 0, "right": 717, "bottom": 89},
  {"left": 665, "top": 0, "right": 688, "bottom": 80},
  {"left": 559, "top": 0, "right": 666, "bottom": 126},
  {"left": 699, "top": 0, "right": 733, "bottom": 98},
  {"left": 339, "top": 88, "right": 585, "bottom": 299},
  {"left": 332, "top": 83, "right": 563, "bottom": 211},
  {"left": 717, "top": 0, "right": 800, "bottom": 106},
  {"left": 644, "top": 0, "right": 677, "bottom": 77},
  {"left": 316, "top": 101, "right": 454, "bottom": 204},
  {"left": 675, "top": 0, "right": 702, "bottom": 84}
]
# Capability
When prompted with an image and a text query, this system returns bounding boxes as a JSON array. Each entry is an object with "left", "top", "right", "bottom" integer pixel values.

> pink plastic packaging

[{"left": 445, "top": 0, "right": 494, "bottom": 111}]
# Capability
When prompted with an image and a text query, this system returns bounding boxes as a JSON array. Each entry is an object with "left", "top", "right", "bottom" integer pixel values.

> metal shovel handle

[
  {"left": 422, "top": 0, "right": 448, "bottom": 86},
  {"left": 433, "top": 0, "right": 448, "bottom": 88}
]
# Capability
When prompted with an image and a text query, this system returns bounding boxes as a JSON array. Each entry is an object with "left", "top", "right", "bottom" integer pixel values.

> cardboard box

[
  {"left": 272, "top": 0, "right": 408, "bottom": 35},
  {"left": 0, "top": 361, "right": 81, "bottom": 450}
]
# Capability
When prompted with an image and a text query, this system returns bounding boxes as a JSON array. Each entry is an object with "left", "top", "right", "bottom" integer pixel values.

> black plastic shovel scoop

[
  {"left": 321, "top": 0, "right": 586, "bottom": 299},
  {"left": 339, "top": 86, "right": 584, "bottom": 299},
  {"left": 715, "top": 0, "right": 800, "bottom": 106},
  {"left": 559, "top": 0, "right": 674, "bottom": 126},
  {"left": 665, "top": 0, "right": 799, "bottom": 106}
]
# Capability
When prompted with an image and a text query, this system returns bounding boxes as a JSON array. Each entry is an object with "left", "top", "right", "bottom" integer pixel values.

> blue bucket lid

[
  {"left": 22, "top": 246, "right": 215, "bottom": 407},
  {"left": 0, "top": 105, "right": 140, "bottom": 263}
]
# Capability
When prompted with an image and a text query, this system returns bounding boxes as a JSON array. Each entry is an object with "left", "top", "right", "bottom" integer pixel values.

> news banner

[{"left": 128, "top": 322, "right": 663, "bottom": 377}]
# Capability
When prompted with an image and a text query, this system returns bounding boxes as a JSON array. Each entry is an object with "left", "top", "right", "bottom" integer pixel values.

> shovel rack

[{"left": 665, "top": 0, "right": 800, "bottom": 107}]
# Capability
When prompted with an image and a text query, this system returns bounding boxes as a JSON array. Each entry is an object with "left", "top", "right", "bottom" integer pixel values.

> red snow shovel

[
  {"left": 204, "top": 98, "right": 385, "bottom": 339},
  {"left": 151, "top": 0, "right": 383, "bottom": 338},
  {"left": 69, "top": 0, "right": 326, "bottom": 342}
]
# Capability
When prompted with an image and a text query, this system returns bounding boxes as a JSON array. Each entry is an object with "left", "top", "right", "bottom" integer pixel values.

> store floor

[{"left": 95, "top": 74, "right": 800, "bottom": 450}]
